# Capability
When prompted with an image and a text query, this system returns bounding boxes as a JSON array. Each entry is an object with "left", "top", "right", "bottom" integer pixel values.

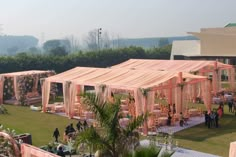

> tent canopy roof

[
  {"left": 112, "top": 59, "right": 232, "bottom": 72},
  {"left": 46, "top": 67, "right": 206, "bottom": 90},
  {"left": 0, "top": 70, "right": 51, "bottom": 77}
]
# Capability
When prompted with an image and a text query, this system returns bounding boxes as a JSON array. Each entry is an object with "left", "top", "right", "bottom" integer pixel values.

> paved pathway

[
  {"left": 148, "top": 116, "right": 205, "bottom": 135},
  {"left": 140, "top": 140, "right": 221, "bottom": 157}
]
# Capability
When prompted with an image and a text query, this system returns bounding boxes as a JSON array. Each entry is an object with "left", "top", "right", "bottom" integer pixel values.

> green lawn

[
  {"left": 1, "top": 103, "right": 236, "bottom": 157},
  {"left": 175, "top": 104, "right": 236, "bottom": 157},
  {"left": 0, "top": 104, "right": 77, "bottom": 146}
]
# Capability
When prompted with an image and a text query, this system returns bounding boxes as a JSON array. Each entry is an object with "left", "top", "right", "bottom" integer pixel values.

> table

[
  {"left": 152, "top": 110, "right": 162, "bottom": 117},
  {"left": 189, "top": 109, "right": 198, "bottom": 116},
  {"left": 121, "top": 104, "right": 129, "bottom": 111},
  {"left": 83, "top": 111, "right": 94, "bottom": 119},
  {"left": 154, "top": 104, "right": 160, "bottom": 110},
  {"left": 121, "top": 99, "right": 127, "bottom": 104},
  {"left": 54, "top": 105, "right": 64, "bottom": 112},
  {"left": 158, "top": 117, "right": 168, "bottom": 126},
  {"left": 46, "top": 104, "right": 56, "bottom": 112},
  {"left": 212, "top": 97, "right": 221, "bottom": 104}
]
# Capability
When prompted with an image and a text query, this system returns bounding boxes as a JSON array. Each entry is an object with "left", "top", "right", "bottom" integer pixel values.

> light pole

[{"left": 97, "top": 28, "right": 102, "bottom": 50}]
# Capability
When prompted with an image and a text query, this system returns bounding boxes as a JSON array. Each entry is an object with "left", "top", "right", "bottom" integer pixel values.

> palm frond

[
  {"left": 80, "top": 93, "right": 109, "bottom": 126},
  {"left": 124, "top": 112, "right": 148, "bottom": 136}
]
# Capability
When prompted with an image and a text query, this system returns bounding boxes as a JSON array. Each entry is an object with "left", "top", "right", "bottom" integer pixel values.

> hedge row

[{"left": 0, "top": 46, "right": 171, "bottom": 74}]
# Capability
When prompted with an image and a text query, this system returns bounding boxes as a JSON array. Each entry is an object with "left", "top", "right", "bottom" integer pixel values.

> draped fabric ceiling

[
  {"left": 112, "top": 59, "right": 235, "bottom": 93},
  {"left": 0, "top": 70, "right": 52, "bottom": 104},
  {"left": 42, "top": 67, "right": 207, "bottom": 118},
  {"left": 111, "top": 59, "right": 233, "bottom": 72}
]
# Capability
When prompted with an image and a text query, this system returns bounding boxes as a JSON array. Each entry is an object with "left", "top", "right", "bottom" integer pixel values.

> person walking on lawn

[{"left": 53, "top": 128, "right": 60, "bottom": 142}]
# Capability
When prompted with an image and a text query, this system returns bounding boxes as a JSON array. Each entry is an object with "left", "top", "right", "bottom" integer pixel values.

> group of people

[
  {"left": 52, "top": 120, "right": 89, "bottom": 157},
  {"left": 52, "top": 120, "right": 89, "bottom": 143},
  {"left": 76, "top": 119, "right": 88, "bottom": 132},
  {"left": 205, "top": 110, "right": 219, "bottom": 128}
]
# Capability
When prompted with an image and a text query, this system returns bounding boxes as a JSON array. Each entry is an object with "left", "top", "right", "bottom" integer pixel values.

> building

[{"left": 171, "top": 23, "right": 236, "bottom": 65}]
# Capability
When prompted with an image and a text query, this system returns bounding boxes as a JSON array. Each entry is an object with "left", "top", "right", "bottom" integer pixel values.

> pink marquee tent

[
  {"left": 0, "top": 70, "right": 54, "bottom": 105},
  {"left": 112, "top": 59, "right": 235, "bottom": 94},
  {"left": 42, "top": 67, "right": 209, "bottom": 134}
]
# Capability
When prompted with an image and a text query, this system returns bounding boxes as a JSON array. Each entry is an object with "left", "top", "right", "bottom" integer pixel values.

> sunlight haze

[{"left": 1, "top": 0, "right": 236, "bottom": 41}]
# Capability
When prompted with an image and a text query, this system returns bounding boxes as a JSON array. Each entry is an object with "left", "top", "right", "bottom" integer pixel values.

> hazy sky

[{"left": 1, "top": 0, "right": 236, "bottom": 42}]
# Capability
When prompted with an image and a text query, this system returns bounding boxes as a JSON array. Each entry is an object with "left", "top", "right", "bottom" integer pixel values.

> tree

[
  {"left": 84, "top": 29, "right": 98, "bottom": 51},
  {"left": 158, "top": 38, "right": 169, "bottom": 47},
  {"left": 65, "top": 35, "right": 80, "bottom": 53},
  {"left": 101, "top": 31, "right": 111, "bottom": 49},
  {"left": 7, "top": 46, "right": 18, "bottom": 55},
  {"left": 50, "top": 46, "right": 67, "bottom": 56},
  {"left": 43, "top": 39, "right": 70, "bottom": 55},
  {"left": 84, "top": 29, "right": 112, "bottom": 51},
  {"left": 76, "top": 93, "right": 147, "bottom": 157}
]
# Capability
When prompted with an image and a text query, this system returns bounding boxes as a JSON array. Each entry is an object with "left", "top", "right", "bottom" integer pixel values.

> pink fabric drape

[
  {"left": 230, "top": 68, "right": 235, "bottom": 91},
  {"left": 147, "top": 91, "right": 155, "bottom": 127},
  {"left": 112, "top": 59, "right": 232, "bottom": 73},
  {"left": 212, "top": 70, "right": 218, "bottom": 95},
  {"left": 63, "top": 81, "right": 71, "bottom": 115},
  {"left": 175, "top": 86, "right": 182, "bottom": 114},
  {"left": 69, "top": 82, "right": 77, "bottom": 118},
  {"left": 14, "top": 76, "right": 20, "bottom": 101},
  {"left": 0, "top": 76, "right": 4, "bottom": 104},
  {"left": 218, "top": 69, "right": 222, "bottom": 91},
  {"left": 42, "top": 79, "right": 51, "bottom": 112},
  {"left": 21, "top": 143, "right": 59, "bottom": 157},
  {"left": 201, "top": 80, "right": 212, "bottom": 112},
  {"left": 134, "top": 88, "right": 144, "bottom": 117}
]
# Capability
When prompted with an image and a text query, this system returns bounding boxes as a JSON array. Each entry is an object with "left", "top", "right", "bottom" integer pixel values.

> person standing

[
  {"left": 179, "top": 112, "right": 184, "bottom": 127},
  {"left": 76, "top": 120, "right": 82, "bottom": 132},
  {"left": 215, "top": 111, "right": 219, "bottom": 128},
  {"left": 228, "top": 99, "right": 233, "bottom": 113},
  {"left": 53, "top": 128, "right": 60, "bottom": 142},
  {"left": 167, "top": 111, "right": 172, "bottom": 126},
  {"left": 83, "top": 120, "right": 88, "bottom": 130},
  {"left": 172, "top": 104, "right": 176, "bottom": 114}
]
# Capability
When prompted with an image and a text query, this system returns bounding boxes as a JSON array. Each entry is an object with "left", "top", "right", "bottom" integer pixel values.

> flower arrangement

[{"left": 3, "top": 77, "right": 14, "bottom": 100}]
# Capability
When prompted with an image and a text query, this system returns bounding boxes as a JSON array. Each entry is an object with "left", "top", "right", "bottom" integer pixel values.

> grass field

[
  {"left": 0, "top": 104, "right": 77, "bottom": 146},
  {"left": 175, "top": 104, "right": 236, "bottom": 157},
  {"left": 1, "top": 103, "right": 236, "bottom": 157}
]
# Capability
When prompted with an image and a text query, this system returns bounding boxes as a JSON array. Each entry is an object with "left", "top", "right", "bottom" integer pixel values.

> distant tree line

[
  {"left": 0, "top": 35, "right": 38, "bottom": 55},
  {"left": 0, "top": 46, "right": 171, "bottom": 74}
]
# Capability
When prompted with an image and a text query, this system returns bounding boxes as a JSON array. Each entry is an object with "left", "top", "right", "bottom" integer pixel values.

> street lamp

[{"left": 97, "top": 28, "right": 102, "bottom": 50}]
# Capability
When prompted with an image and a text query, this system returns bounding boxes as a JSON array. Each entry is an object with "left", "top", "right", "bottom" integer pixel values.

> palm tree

[{"left": 75, "top": 93, "right": 147, "bottom": 157}]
